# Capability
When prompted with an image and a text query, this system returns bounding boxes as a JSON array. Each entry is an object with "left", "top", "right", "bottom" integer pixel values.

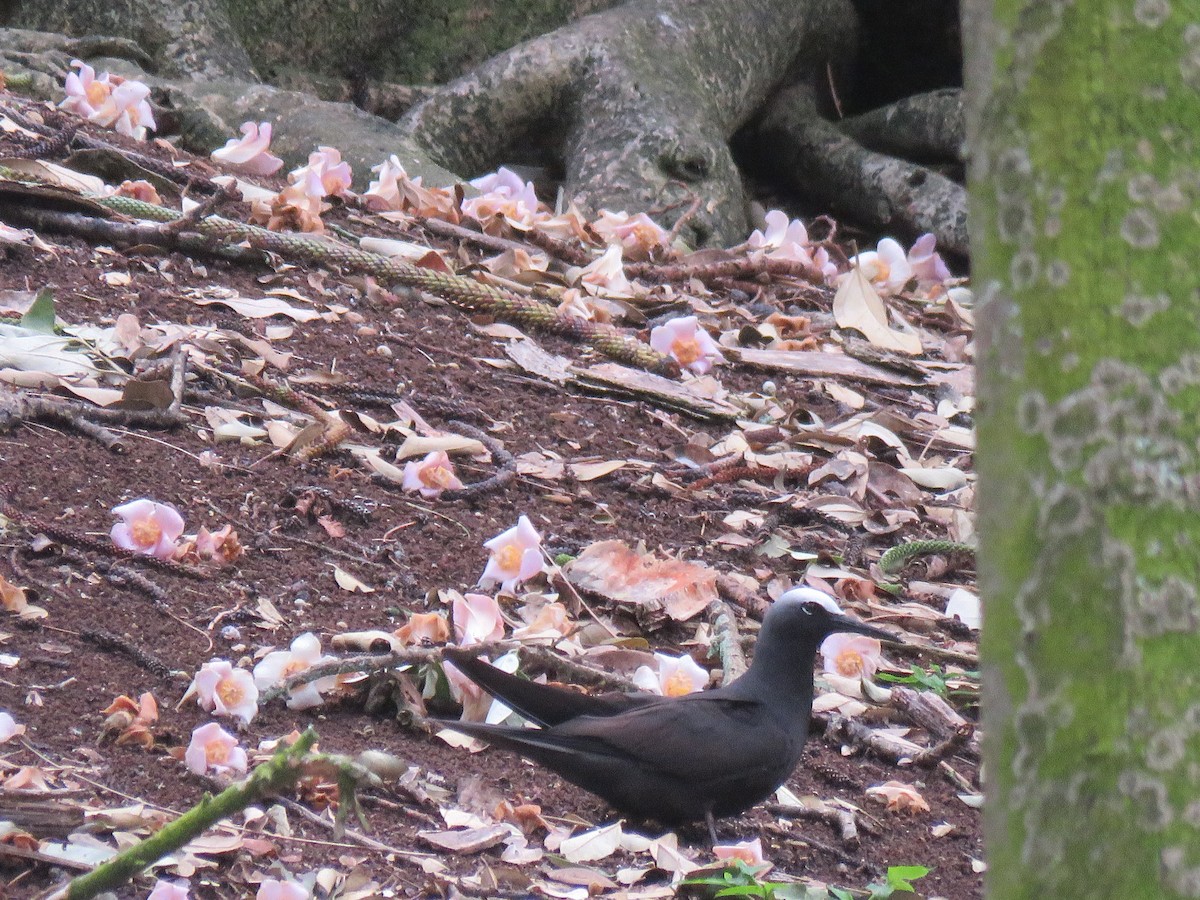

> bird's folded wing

[
  {"left": 552, "top": 695, "right": 790, "bottom": 781},
  {"left": 443, "top": 648, "right": 662, "bottom": 726}
]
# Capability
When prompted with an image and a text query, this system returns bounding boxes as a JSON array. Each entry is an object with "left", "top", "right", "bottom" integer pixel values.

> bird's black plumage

[
  {"left": 439, "top": 589, "right": 898, "bottom": 831},
  {"left": 442, "top": 647, "right": 660, "bottom": 727}
]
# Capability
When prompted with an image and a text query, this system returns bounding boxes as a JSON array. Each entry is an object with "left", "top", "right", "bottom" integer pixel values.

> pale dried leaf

[
  {"left": 395, "top": 433, "right": 486, "bottom": 460},
  {"left": 560, "top": 822, "right": 624, "bottom": 863},
  {"left": 900, "top": 466, "right": 969, "bottom": 491},
  {"left": 418, "top": 824, "right": 512, "bottom": 853},
  {"left": 833, "top": 266, "right": 923, "bottom": 355},
  {"left": 332, "top": 566, "right": 374, "bottom": 593},
  {"left": 191, "top": 290, "right": 321, "bottom": 322},
  {"left": 569, "top": 459, "right": 627, "bottom": 481},
  {"left": 945, "top": 588, "right": 981, "bottom": 629}
]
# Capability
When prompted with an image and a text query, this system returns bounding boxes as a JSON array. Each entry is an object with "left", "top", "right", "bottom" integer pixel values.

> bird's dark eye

[{"left": 801, "top": 602, "right": 820, "bottom": 615}]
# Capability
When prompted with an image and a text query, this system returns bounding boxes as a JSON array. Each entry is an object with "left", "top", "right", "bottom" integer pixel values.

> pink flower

[
  {"left": 256, "top": 877, "right": 310, "bottom": 900},
  {"left": 747, "top": 210, "right": 839, "bottom": 282},
  {"left": 810, "top": 246, "right": 839, "bottom": 282},
  {"left": 362, "top": 155, "right": 414, "bottom": 211},
  {"left": 819, "top": 633, "right": 883, "bottom": 679},
  {"left": 453, "top": 593, "right": 505, "bottom": 646},
  {"left": 252, "top": 633, "right": 336, "bottom": 710},
  {"left": 648, "top": 316, "right": 725, "bottom": 375},
  {"left": 443, "top": 658, "right": 492, "bottom": 723},
  {"left": 189, "top": 524, "right": 243, "bottom": 564},
  {"left": 211, "top": 122, "right": 284, "bottom": 176},
  {"left": 445, "top": 650, "right": 520, "bottom": 723},
  {"left": 632, "top": 653, "right": 709, "bottom": 697},
  {"left": 0, "top": 711, "right": 25, "bottom": 744},
  {"left": 851, "top": 238, "right": 913, "bottom": 293},
  {"left": 510, "top": 601, "right": 572, "bottom": 640},
  {"left": 480, "top": 515, "right": 543, "bottom": 593},
  {"left": 462, "top": 167, "right": 542, "bottom": 229},
  {"left": 906, "top": 233, "right": 951, "bottom": 285},
  {"left": 110, "top": 498, "right": 185, "bottom": 560},
  {"left": 186, "top": 659, "right": 259, "bottom": 724},
  {"left": 748, "top": 209, "right": 810, "bottom": 255},
  {"left": 402, "top": 450, "right": 465, "bottom": 498},
  {"left": 591, "top": 210, "right": 670, "bottom": 259},
  {"left": 300, "top": 146, "right": 353, "bottom": 198},
  {"left": 393, "top": 612, "right": 450, "bottom": 646},
  {"left": 61, "top": 60, "right": 110, "bottom": 119},
  {"left": 578, "top": 244, "right": 634, "bottom": 297},
  {"left": 261, "top": 164, "right": 328, "bottom": 232},
  {"left": 184, "top": 722, "right": 247, "bottom": 777},
  {"left": 713, "top": 837, "right": 765, "bottom": 866},
  {"left": 60, "top": 60, "right": 156, "bottom": 140},
  {"left": 148, "top": 878, "right": 192, "bottom": 900}
]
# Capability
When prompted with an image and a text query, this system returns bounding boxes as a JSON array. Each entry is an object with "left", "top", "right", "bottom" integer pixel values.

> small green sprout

[
  {"left": 683, "top": 859, "right": 923, "bottom": 900},
  {"left": 877, "top": 664, "right": 979, "bottom": 702},
  {"left": 867, "top": 865, "right": 932, "bottom": 898}
]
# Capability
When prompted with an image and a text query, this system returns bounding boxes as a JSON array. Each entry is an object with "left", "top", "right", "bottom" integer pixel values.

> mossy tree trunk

[{"left": 968, "top": 0, "right": 1200, "bottom": 896}]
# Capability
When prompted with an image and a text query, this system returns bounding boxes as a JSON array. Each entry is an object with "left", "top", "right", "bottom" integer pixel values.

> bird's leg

[{"left": 706, "top": 809, "right": 719, "bottom": 846}]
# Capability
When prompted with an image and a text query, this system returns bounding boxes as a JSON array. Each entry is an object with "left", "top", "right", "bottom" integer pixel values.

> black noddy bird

[{"left": 439, "top": 588, "right": 898, "bottom": 840}]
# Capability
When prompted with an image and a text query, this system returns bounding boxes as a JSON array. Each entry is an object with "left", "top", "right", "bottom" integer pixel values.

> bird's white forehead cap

[{"left": 777, "top": 587, "right": 842, "bottom": 615}]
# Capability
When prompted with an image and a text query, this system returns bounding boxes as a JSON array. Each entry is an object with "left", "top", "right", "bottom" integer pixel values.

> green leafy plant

[
  {"left": 878, "top": 664, "right": 979, "bottom": 702},
  {"left": 683, "top": 860, "right": 838, "bottom": 899},
  {"left": 683, "top": 860, "right": 895, "bottom": 899},
  {"left": 866, "top": 865, "right": 931, "bottom": 898}
]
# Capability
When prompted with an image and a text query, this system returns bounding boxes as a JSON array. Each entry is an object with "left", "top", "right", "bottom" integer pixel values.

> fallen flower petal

[
  {"left": 394, "top": 612, "right": 451, "bottom": 646},
  {"left": 462, "top": 167, "right": 542, "bottom": 230},
  {"left": 578, "top": 244, "right": 635, "bottom": 297},
  {"left": 591, "top": 210, "right": 671, "bottom": 260},
  {"left": 252, "top": 632, "right": 336, "bottom": 710},
  {"left": 211, "top": 121, "right": 284, "bottom": 176},
  {"left": 182, "top": 524, "right": 244, "bottom": 565},
  {"left": 445, "top": 650, "right": 520, "bottom": 723},
  {"left": 867, "top": 780, "right": 931, "bottom": 813},
  {"left": 184, "top": 722, "right": 247, "bottom": 777},
  {"left": 257, "top": 879, "right": 310, "bottom": 900},
  {"left": 112, "top": 179, "right": 162, "bottom": 204},
  {"left": 363, "top": 154, "right": 414, "bottom": 211},
  {"left": 648, "top": 316, "right": 725, "bottom": 375},
  {"left": 302, "top": 146, "right": 353, "bottom": 198},
  {"left": 453, "top": 592, "right": 505, "bottom": 646},
  {"left": 819, "top": 633, "right": 883, "bottom": 679},
  {"left": 148, "top": 878, "right": 191, "bottom": 900},
  {"left": 907, "top": 232, "right": 952, "bottom": 285},
  {"left": 111, "top": 498, "right": 185, "bottom": 560},
  {"left": 402, "top": 450, "right": 465, "bottom": 498},
  {"left": 258, "top": 164, "right": 329, "bottom": 232},
  {"left": 187, "top": 659, "right": 259, "bottom": 724},
  {"left": 851, "top": 237, "right": 913, "bottom": 294},
  {"left": 481, "top": 515, "right": 543, "bottom": 593},
  {"left": 98, "top": 79, "right": 157, "bottom": 140},
  {"left": 0, "top": 711, "right": 26, "bottom": 743},
  {"left": 748, "top": 209, "right": 809, "bottom": 253},
  {"left": 713, "top": 837, "right": 765, "bottom": 866},
  {"left": 3, "top": 765, "right": 52, "bottom": 791}
]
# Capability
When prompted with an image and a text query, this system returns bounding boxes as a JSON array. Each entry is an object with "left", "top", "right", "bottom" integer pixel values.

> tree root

[
  {"left": 752, "top": 83, "right": 967, "bottom": 254},
  {"left": 400, "top": 0, "right": 854, "bottom": 246}
]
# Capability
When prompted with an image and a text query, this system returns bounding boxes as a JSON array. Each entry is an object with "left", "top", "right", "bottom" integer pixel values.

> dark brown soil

[{"left": 0, "top": 119, "right": 980, "bottom": 900}]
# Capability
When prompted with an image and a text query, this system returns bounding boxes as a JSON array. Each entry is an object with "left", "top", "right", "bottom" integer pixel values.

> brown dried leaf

[{"left": 564, "top": 540, "right": 718, "bottom": 622}]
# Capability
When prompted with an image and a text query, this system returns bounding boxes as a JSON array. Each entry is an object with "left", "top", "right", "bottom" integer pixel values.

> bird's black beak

[{"left": 829, "top": 613, "right": 901, "bottom": 644}]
